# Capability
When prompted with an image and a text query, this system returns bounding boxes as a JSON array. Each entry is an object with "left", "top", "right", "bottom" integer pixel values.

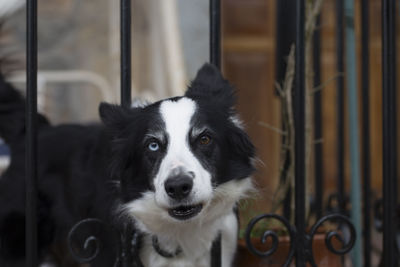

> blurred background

[{"left": 0, "top": 0, "right": 397, "bottom": 265}]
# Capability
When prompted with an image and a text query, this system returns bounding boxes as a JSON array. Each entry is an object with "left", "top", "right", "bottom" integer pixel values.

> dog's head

[{"left": 100, "top": 63, "right": 255, "bottom": 233}]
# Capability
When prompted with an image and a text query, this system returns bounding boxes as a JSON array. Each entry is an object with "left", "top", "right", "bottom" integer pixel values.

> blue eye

[{"left": 148, "top": 142, "right": 160, "bottom": 152}]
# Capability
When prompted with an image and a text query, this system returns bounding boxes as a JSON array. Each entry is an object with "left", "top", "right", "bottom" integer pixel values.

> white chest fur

[{"left": 139, "top": 211, "right": 238, "bottom": 267}]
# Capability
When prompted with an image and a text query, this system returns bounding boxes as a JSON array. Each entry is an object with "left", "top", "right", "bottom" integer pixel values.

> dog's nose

[{"left": 164, "top": 175, "right": 193, "bottom": 200}]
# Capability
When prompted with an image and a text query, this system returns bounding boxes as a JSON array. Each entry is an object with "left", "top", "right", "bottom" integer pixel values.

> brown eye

[{"left": 199, "top": 135, "right": 211, "bottom": 145}]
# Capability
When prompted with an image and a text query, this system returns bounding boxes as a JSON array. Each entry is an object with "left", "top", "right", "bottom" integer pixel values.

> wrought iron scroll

[
  {"left": 307, "top": 214, "right": 356, "bottom": 266},
  {"left": 245, "top": 213, "right": 356, "bottom": 266},
  {"left": 68, "top": 218, "right": 144, "bottom": 267},
  {"left": 68, "top": 219, "right": 108, "bottom": 264},
  {"left": 245, "top": 214, "right": 296, "bottom": 266}
]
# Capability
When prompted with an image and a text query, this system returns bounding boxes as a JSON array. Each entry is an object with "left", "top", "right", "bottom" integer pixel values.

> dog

[{"left": 0, "top": 63, "right": 256, "bottom": 267}]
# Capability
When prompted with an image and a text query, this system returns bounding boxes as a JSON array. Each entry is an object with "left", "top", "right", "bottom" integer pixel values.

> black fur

[
  {"left": 0, "top": 63, "right": 255, "bottom": 266},
  {"left": 186, "top": 64, "right": 255, "bottom": 185}
]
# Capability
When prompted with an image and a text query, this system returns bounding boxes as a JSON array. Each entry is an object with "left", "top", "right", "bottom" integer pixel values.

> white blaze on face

[{"left": 154, "top": 97, "right": 213, "bottom": 207}]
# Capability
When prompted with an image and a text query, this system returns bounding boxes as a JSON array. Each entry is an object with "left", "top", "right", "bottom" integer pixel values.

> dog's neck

[{"left": 152, "top": 235, "right": 182, "bottom": 258}]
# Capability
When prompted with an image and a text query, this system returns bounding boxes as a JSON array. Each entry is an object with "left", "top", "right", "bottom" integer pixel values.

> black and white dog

[{"left": 0, "top": 63, "right": 255, "bottom": 267}]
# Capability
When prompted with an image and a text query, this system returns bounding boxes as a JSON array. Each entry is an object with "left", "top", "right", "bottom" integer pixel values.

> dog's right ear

[
  {"left": 185, "top": 63, "right": 236, "bottom": 112},
  {"left": 99, "top": 102, "right": 132, "bottom": 133}
]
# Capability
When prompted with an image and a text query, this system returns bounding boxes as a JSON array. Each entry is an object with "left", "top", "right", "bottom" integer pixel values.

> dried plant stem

[
  {"left": 258, "top": 121, "right": 287, "bottom": 136},
  {"left": 271, "top": 45, "right": 296, "bottom": 214},
  {"left": 270, "top": 0, "right": 324, "bottom": 222},
  {"left": 311, "top": 73, "right": 343, "bottom": 94}
]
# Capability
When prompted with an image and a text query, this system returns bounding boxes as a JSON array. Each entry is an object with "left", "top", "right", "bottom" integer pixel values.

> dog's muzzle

[{"left": 164, "top": 171, "right": 203, "bottom": 220}]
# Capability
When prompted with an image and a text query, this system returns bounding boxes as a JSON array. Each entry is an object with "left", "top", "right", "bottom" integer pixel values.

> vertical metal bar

[
  {"left": 276, "top": 0, "right": 296, "bottom": 84},
  {"left": 210, "top": 0, "right": 221, "bottom": 68},
  {"left": 382, "top": 0, "right": 397, "bottom": 265},
  {"left": 294, "top": 0, "right": 306, "bottom": 266},
  {"left": 120, "top": 0, "right": 131, "bottom": 107},
  {"left": 360, "top": 1, "right": 371, "bottom": 266},
  {"left": 336, "top": 0, "right": 346, "bottom": 214},
  {"left": 313, "top": 15, "right": 323, "bottom": 219},
  {"left": 210, "top": 1, "right": 222, "bottom": 266},
  {"left": 275, "top": 0, "right": 296, "bottom": 221},
  {"left": 26, "top": 0, "right": 38, "bottom": 265},
  {"left": 120, "top": 2, "right": 132, "bottom": 264}
]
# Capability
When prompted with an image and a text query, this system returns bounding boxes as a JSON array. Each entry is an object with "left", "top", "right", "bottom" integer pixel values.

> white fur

[
  {"left": 154, "top": 97, "right": 213, "bottom": 208},
  {"left": 229, "top": 114, "right": 244, "bottom": 129},
  {"left": 122, "top": 178, "right": 255, "bottom": 267},
  {"left": 139, "top": 211, "right": 238, "bottom": 267},
  {"left": 131, "top": 98, "right": 152, "bottom": 108}
]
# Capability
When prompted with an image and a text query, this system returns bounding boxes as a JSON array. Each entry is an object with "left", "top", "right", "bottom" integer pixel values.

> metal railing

[
  {"left": 23, "top": 0, "right": 398, "bottom": 266},
  {"left": 361, "top": 0, "right": 372, "bottom": 265},
  {"left": 26, "top": 0, "right": 38, "bottom": 265},
  {"left": 382, "top": 0, "right": 397, "bottom": 266},
  {"left": 244, "top": 1, "right": 356, "bottom": 266},
  {"left": 245, "top": 0, "right": 397, "bottom": 266}
]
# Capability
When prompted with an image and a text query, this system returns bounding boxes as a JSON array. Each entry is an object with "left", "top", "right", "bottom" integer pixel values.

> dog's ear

[
  {"left": 99, "top": 102, "right": 133, "bottom": 133},
  {"left": 185, "top": 63, "right": 235, "bottom": 109},
  {"left": 224, "top": 125, "right": 256, "bottom": 181},
  {"left": 190, "top": 63, "right": 225, "bottom": 89}
]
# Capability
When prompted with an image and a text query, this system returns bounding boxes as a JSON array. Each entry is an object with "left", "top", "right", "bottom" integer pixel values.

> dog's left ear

[
  {"left": 99, "top": 102, "right": 134, "bottom": 134},
  {"left": 185, "top": 63, "right": 235, "bottom": 109}
]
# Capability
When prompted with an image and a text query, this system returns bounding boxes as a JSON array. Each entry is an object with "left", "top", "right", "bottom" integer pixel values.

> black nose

[{"left": 164, "top": 175, "right": 193, "bottom": 200}]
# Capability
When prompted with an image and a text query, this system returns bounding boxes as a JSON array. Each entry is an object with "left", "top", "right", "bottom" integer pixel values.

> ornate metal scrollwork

[
  {"left": 68, "top": 218, "right": 104, "bottom": 263},
  {"left": 245, "top": 213, "right": 356, "bottom": 266},
  {"left": 68, "top": 218, "right": 144, "bottom": 267},
  {"left": 245, "top": 214, "right": 296, "bottom": 266},
  {"left": 67, "top": 218, "right": 122, "bottom": 266},
  {"left": 309, "top": 214, "right": 356, "bottom": 255},
  {"left": 307, "top": 213, "right": 356, "bottom": 267}
]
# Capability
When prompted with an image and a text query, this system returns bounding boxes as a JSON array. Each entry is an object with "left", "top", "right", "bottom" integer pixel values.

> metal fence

[{"left": 24, "top": 0, "right": 397, "bottom": 266}]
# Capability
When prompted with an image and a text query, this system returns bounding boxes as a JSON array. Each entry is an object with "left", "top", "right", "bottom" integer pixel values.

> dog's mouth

[{"left": 168, "top": 204, "right": 203, "bottom": 220}]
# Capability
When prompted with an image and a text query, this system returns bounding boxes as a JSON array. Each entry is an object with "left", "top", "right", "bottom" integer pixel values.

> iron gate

[{"left": 23, "top": 0, "right": 398, "bottom": 266}]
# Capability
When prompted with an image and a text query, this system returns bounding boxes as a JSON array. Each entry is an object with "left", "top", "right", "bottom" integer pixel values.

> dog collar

[{"left": 152, "top": 236, "right": 182, "bottom": 258}]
